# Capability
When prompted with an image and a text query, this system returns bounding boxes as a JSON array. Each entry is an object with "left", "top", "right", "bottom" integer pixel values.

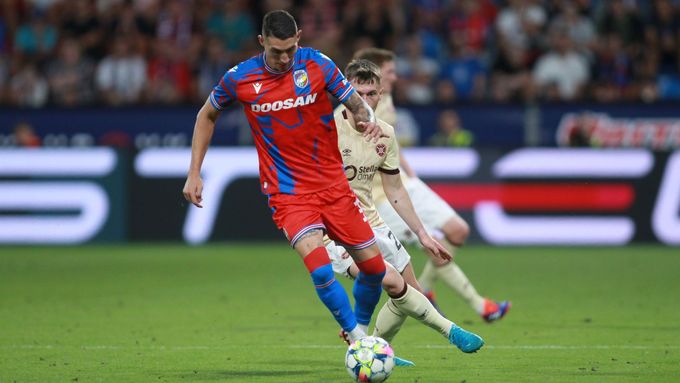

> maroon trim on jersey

[{"left": 378, "top": 167, "right": 400, "bottom": 175}]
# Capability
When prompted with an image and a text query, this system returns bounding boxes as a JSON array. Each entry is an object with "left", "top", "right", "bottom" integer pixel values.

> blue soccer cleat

[
  {"left": 394, "top": 356, "right": 415, "bottom": 367},
  {"left": 482, "top": 299, "right": 511, "bottom": 323},
  {"left": 448, "top": 324, "right": 484, "bottom": 353}
]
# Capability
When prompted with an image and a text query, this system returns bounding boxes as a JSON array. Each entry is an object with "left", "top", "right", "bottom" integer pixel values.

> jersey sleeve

[
  {"left": 208, "top": 66, "right": 239, "bottom": 110},
  {"left": 315, "top": 50, "right": 355, "bottom": 102},
  {"left": 379, "top": 124, "right": 401, "bottom": 174}
]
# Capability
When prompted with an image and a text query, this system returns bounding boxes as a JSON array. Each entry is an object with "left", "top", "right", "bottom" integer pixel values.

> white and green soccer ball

[{"left": 345, "top": 336, "right": 395, "bottom": 382}]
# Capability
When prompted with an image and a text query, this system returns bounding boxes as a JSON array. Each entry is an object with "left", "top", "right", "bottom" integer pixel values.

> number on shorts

[{"left": 387, "top": 230, "right": 402, "bottom": 251}]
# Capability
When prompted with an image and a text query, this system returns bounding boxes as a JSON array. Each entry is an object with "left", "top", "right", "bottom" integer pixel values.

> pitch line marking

[{"left": 2, "top": 344, "right": 678, "bottom": 351}]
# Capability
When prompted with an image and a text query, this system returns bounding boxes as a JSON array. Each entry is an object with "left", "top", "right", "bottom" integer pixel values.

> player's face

[
  {"left": 259, "top": 31, "right": 301, "bottom": 72},
  {"left": 352, "top": 81, "right": 382, "bottom": 111},
  {"left": 379, "top": 61, "right": 397, "bottom": 94}
]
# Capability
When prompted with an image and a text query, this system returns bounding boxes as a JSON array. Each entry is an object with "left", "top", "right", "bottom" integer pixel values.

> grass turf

[{"left": 1, "top": 244, "right": 679, "bottom": 382}]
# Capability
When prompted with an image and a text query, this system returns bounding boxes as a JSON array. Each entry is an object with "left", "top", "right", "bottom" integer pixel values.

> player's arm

[
  {"left": 183, "top": 98, "right": 221, "bottom": 208},
  {"left": 342, "top": 92, "right": 387, "bottom": 143},
  {"left": 380, "top": 171, "right": 451, "bottom": 261}
]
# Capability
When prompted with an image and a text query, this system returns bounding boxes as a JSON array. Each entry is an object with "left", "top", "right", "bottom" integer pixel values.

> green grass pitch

[{"left": 1, "top": 244, "right": 679, "bottom": 382}]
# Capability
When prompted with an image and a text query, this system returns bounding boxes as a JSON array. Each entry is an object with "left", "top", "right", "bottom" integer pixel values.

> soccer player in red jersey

[{"left": 182, "top": 10, "right": 449, "bottom": 345}]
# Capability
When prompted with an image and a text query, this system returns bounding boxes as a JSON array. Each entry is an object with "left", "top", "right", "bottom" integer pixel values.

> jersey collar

[{"left": 262, "top": 51, "right": 296, "bottom": 75}]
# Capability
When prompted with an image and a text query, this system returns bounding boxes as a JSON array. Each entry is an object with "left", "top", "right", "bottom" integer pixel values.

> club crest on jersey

[
  {"left": 376, "top": 143, "right": 387, "bottom": 157},
  {"left": 294, "top": 70, "right": 309, "bottom": 88}
]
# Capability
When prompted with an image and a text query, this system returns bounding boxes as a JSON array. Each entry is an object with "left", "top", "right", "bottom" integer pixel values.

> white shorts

[
  {"left": 376, "top": 177, "right": 457, "bottom": 244},
  {"left": 326, "top": 225, "right": 411, "bottom": 276}
]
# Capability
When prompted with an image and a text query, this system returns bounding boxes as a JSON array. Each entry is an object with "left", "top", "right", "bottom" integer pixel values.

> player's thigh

[
  {"left": 408, "top": 178, "right": 459, "bottom": 232},
  {"left": 375, "top": 200, "right": 416, "bottom": 245},
  {"left": 373, "top": 225, "right": 411, "bottom": 274},
  {"left": 440, "top": 211, "right": 470, "bottom": 245},
  {"left": 269, "top": 192, "right": 325, "bottom": 254},
  {"left": 320, "top": 183, "right": 376, "bottom": 254},
  {"left": 292, "top": 229, "right": 326, "bottom": 257}
]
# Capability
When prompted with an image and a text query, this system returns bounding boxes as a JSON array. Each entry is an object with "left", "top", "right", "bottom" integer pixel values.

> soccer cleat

[
  {"left": 393, "top": 356, "right": 415, "bottom": 367},
  {"left": 482, "top": 299, "right": 511, "bottom": 323},
  {"left": 448, "top": 324, "right": 484, "bottom": 353},
  {"left": 338, "top": 329, "right": 351, "bottom": 345},
  {"left": 424, "top": 289, "right": 446, "bottom": 317}
]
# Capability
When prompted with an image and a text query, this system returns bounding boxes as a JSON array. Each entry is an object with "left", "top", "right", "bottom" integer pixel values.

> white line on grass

[{"left": 2, "top": 344, "right": 678, "bottom": 351}]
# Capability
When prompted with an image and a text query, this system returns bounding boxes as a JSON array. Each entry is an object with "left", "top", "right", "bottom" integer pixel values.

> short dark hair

[
  {"left": 261, "top": 10, "right": 298, "bottom": 39},
  {"left": 344, "top": 59, "right": 382, "bottom": 85},
  {"left": 352, "top": 48, "right": 395, "bottom": 68}
]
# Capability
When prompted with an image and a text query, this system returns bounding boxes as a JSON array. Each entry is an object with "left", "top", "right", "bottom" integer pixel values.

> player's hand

[
  {"left": 358, "top": 121, "right": 389, "bottom": 143},
  {"left": 418, "top": 233, "right": 452, "bottom": 261},
  {"left": 183, "top": 172, "right": 204, "bottom": 208}
]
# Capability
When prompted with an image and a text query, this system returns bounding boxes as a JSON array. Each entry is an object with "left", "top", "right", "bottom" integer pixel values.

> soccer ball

[{"left": 345, "top": 336, "right": 395, "bottom": 382}]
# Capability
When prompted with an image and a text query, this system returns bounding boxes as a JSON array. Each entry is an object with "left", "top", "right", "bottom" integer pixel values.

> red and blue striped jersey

[{"left": 209, "top": 47, "right": 355, "bottom": 195}]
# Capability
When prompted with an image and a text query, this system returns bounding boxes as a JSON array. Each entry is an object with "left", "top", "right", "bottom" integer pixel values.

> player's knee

[
  {"left": 356, "top": 253, "right": 386, "bottom": 275},
  {"left": 444, "top": 217, "right": 469, "bottom": 246},
  {"left": 304, "top": 247, "right": 334, "bottom": 285},
  {"left": 381, "top": 263, "right": 405, "bottom": 295}
]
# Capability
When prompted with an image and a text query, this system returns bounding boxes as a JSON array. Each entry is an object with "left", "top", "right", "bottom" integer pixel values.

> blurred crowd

[{"left": 2, "top": 0, "right": 680, "bottom": 108}]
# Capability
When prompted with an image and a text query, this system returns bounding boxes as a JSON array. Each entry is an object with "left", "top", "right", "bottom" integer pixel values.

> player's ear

[
  {"left": 258, "top": 35, "right": 265, "bottom": 47},
  {"left": 295, "top": 30, "right": 301, "bottom": 41}
]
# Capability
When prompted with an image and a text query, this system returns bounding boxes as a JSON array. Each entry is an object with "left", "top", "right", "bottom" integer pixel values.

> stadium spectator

[
  {"left": 156, "top": 0, "right": 195, "bottom": 50},
  {"left": 435, "top": 78, "right": 457, "bottom": 103},
  {"left": 445, "top": 0, "right": 497, "bottom": 55},
  {"left": 14, "top": 8, "right": 58, "bottom": 60},
  {"left": 106, "top": 0, "right": 157, "bottom": 58},
  {"left": 429, "top": 110, "right": 473, "bottom": 147},
  {"left": 145, "top": 39, "right": 192, "bottom": 104},
  {"left": 61, "top": 0, "right": 105, "bottom": 60},
  {"left": 395, "top": 35, "right": 439, "bottom": 104},
  {"left": 533, "top": 26, "right": 589, "bottom": 101},
  {"left": 204, "top": 0, "right": 256, "bottom": 55},
  {"left": 46, "top": 38, "right": 95, "bottom": 106},
  {"left": 13, "top": 122, "right": 41, "bottom": 147},
  {"left": 0, "top": 0, "right": 676, "bottom": 106},
  {"left": 490, "top": 40, "right": 533, "bottom": 102},
  {"left": 644, "top": 0, "right": 680, "bottom": 75},
  {"left": 298, "top": 0, "right": 342, "bottom": 58},
  {"left": 8, "top": 62, "right": 48, "bottom": 107},
  {"left": 495, "top": 0, "right": 547, "bottom": 54},
  {"left": 440, "top": 35, "right": 487, "bottom": 101},
  {"left": 196, "top": 37, "right": 230, "bottom": 100},
  {"left": 341, "top": 0, "right": 403, "bottom": 51},
  {"left": 591, "top": 33, "right": 635, "bottom": 102},
  {"left": 548, "top": 1, "right": 596, "bottom": 58},
  {"left": 596, "top": 0, "right": 643, "bottom": 51},
  {"left": 95, "top": 37, "right": 146, "bottom": 105}
]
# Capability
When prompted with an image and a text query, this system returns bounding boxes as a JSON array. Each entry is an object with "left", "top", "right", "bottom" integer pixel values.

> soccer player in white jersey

[
  {"left": 354, "top": 48, "right": 511, "bottom": 323},
  {"left": 326, "top": 59, "right": 484, "bottom": 357}
]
